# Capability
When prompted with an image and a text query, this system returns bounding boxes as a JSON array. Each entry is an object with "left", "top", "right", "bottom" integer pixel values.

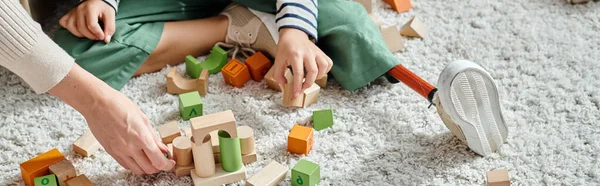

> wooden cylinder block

[
  {"left": 238, "top": 126, "right": 255, "bottom": 155},
  {"left": 218, "top": 130, "right": 243, "bottom": 172},
  {"left": 173, "top": 136, "right": 193, "bottom": 166},
  {"left": 192, "top": 135, "right": 216, "bottom": 177}
]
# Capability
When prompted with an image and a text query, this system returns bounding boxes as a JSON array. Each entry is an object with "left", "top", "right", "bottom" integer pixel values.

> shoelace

[{"left": 215, "top": 31, "right": 257, "bottom": 61}]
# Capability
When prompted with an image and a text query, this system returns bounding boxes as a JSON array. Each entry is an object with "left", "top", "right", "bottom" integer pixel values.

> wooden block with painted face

[
  {"left": 179, "top": 91, "right": 203, "bottom": 120},
  {"left": 291, "top": 159, "right": 320, "bottom": 186}
]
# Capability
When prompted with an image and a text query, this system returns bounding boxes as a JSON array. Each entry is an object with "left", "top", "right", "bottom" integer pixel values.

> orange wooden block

[
  {"left": 245, "top": 52, "right": 272, "bottom": 81},
  {"left": 287, "top": 124, "right": 314, "bottom": 155},
  {"left": 222, "top": 59, "right": 251, "bottom": 88},
  {"left": 20, "top": 148, "right": 65, "bottom": 186},
  {"left": 384, "top": 0, "right": 412, "bottom": 13}
]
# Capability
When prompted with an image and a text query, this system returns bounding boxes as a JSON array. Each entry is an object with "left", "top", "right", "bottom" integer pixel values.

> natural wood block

[
  {"left": 191, "top": 135, "right": 216, "bottom": 178},
  {"left": 190, "top": 165, "right": 246, "bottom": 186},
  {"left": 400, "top": 16, "right": 428, "bottom": 39},
  {"left": 246, "top": 161, "right": 288, "bottom": 186},
  {"left": 384, "top": 0, "right": 412, "bottom": 13},
  {"left": 283, "top": 73, "right": 304, "bottom": 107},
  {"left": 222, "top": 59, "right": 251, "bottom": 88},
  {"left": 172, "top": 136, "right": 193, "bottom": 166},
  {"left": 264, "top": 67, "right": 292, "bottom": 92},
  {"left": 175, "top": 163, "right": 195, "bottom": 177},
  {"left": 34, "top": 174, "right": 58, "bottom": 186},
  {"left": 291, "top": 159, "right": 320, "bottom": 186},
  {"left": 287, "top": 125, "right": 314, "bottom": 155},
  {"left": 370, "top": 14, "right": 383, "bottom": 30},
  {"left": 315, "top": 74, "right": 327, "bottom": 88},
  {"left": 302, "top": 83, "right": 320, "bottom": 108},
  {"left": 381, "top": 26, "right": 405, "bottom": 53},
  {"left": 72, "top": 130, "right": 101, "bottom": 157},
  {"left": 487, "top": 169, "right": 510, "bottom": 186},
  {"left": 355, "top": 0, "right": 373, "bottom": 13},
  {"left": 158, "top": 121, "right": 182, "bottom": 144},
  {"left": 179, "top": 91, "right": 203, "bottom": 120},
  {"left": 49, "top": 159, "right": 76, "bottom": 186},
  {"left": 65, "top": 174, "right": 94, "bottom": 186},
  {"left": 184, "top": 127, "right": 192, "bottom": 137},
  {"left": 166, "top": 68, "right": 208, "bottom": 96},
  {"left": 238, "top": 126, "right": 255, "bottom": 155},
  {"left": 190, "top": 110, "right": 238, "bottom": 147},
  {"left": 210, "top": 131, "right": 220, "bottom": 153},
  {"left": 245, "top": 52, "right": 272, "bottom": 81},
  {"left": 20, "top": 148, "right": 65, "bottom": 186},
  {"left": 166, "top": 144, "right": 174, "bottom": 160},
  {"left": 214, "top": 150, "right": 257, "bottom": 165},
  {"left": 313, "top": 109, "right": 334, "bottom": 131}
]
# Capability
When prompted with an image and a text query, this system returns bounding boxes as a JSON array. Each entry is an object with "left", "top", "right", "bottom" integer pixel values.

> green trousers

[{"left": 53, "top": 0, "right": 399, "bottom": 91}]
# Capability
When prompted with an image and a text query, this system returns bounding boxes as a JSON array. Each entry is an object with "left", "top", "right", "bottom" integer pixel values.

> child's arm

[
  {"left": 273, "top": 0, "right": 333, "bottom": 98},
  {"left": 59, "top": 0, "right": 119, "bottom": 43}
]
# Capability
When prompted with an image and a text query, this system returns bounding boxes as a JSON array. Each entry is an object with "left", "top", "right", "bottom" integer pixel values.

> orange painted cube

[
  {"left": 222, "top": 59, "right": 251, "bottom": 88},
  {"left": 287, "top": 124, "right": 314, "bottom": 155},
  {"left": 245, "top": 52, "right": 272, "bottom": 81},
  {"left": 384, "top": 0, "right": 412, "bottom": 13},
  {"left": 20, "top": 148, "right": 65, "bottom": 186}
]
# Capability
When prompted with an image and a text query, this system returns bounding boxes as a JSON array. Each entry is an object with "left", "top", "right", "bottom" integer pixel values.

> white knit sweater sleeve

[{"left": 0, "top": 0, "right": 74, "bottom": 94}]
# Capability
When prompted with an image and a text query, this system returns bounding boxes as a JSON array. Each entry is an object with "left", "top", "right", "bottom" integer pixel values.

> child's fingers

[
  {"left": 303, "top": 57, "right": 318, "bottom": 90},
  {"left": 86, "top": 11, "right": 105, "bottom": 40},
  {"left": 77, "top": 13, "right": 96, "bottom": 40},
  {"left": 290, "top": 56, "right": 304, "bottom": 98},
  {"left": 315, "top": 55, "right": 330, "bottom": 79},
  {"left": 67, "top": 15, "right": 83, "bottom": 38},
  {"left": 102, "top": 11, "right": 116, "bottom": 43},
  {"left": 273, "top": 58, "right": 289, "bottom": 87},
  {"left": 59, "top": 14, "right": 69, "bottom": 28}
]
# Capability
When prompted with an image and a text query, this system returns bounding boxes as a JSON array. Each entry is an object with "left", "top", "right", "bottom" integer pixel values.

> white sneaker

[{"left": 435, "top": 60, "right": 508, "bottom": 156}]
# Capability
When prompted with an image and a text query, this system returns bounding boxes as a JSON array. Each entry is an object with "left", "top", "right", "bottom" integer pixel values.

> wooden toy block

[
  {"left": 245, "top": 52, "right": 272, "bottom": 81},
  {"left": 487, "top": 169, "right": 510, "bottom": 186},
  {"left": 172, "top": 136, "right": 193, "bottom": 166},
  {"left": 313, "top": 109, "right": 334, "bottom": 131},
  {"left": 34, "top": 174, "right": 57, "bottom": 186},
  {"left": 184, "top": 127, "right": 192, "bottom": 137},
  {"left": 238, "top": 126, "right": 255, "bottom": 155},
  {"left": 48, "top": 159, "right": 76, "bottom": 186},
  {"left": 222, "top": 59, "right": 252, "bottom": 88},
  {"left": 287, "top": 125, "right": 314, "bottom": 155},
  {"left": 264, "top": 67, "right": 292, "bottom": 92},
  {"left": 179, "top": 91, "right": 203, "bottom": 120},
  {"left": 283, "top": 73, "right": 304, "bottom": 107},
  {"left": 175, "top": 163, "right": 195, "bottom": 177},
  {"left": 214, "top": 150, "right": 257, "bottom": 165},
  {"left": 217, "top": 131, "right": 243, "bottom": 172},
  {"left": 191, "top": 134, "right": 216, "bottom": 178},
  {"left": 65, "top": 175, "right": 94, "bottom": 186},
  {"left": 190, "top": 165, "right": 247, "bottom": 186},
  {"left": 158, "top": 121, "right": 182, "bottom": 144},
  {"left": 315, "top": 74, "right": 327, "bottom": 88},
  {"left": 384, "top": 0, "right": 412, "bottom": 13},
  {"left": 355, "top": 0, "right": 373, "bottom": 13},
  {"left": 246, "top": 161, "right": 288, "bottom": 186},
  {"left": 302, "top": 83, "right": 320, "bottom": 108},
  {"left": 190, "top": 110, "right": 238, "bottom": 146},
  {"left": 400, "top": 16, "right": 428, "bottom": 39},
  {"left": 72, "top": 130, "right": 101, "bottom": 157},
  {"left": 381, "top": 26, "right": 405, "bottom": 53},
  {"left": 186, "top": 46, "right": 228, "bottom": 78},
  {"left": 167, "top": 68, "right": 209, "bottom": 96},
  {"left": 369, "top": 14, "right": 383, "bottom": 30},
  {"left": 20, "top": 148, "right": 65, "bottom": 186},
  {"left": 166, "top": 143, "right": 174, "bottom": 160},
  {"left": 210, "top": 130, "right": 220, "bottom": 153},
  {"left": 291, "top": 159, "right": 320, "bottom": 186}
]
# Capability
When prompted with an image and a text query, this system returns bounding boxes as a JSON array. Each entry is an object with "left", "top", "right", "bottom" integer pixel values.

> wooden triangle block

[
  {"left": 381, "top": 26, "right": 405, "bottom": 53},
  {"left": 384, "top": 0, "right": 412, "bottom": 13},
  {"left": 400, "top": 16, "right": 428, "bottom": 39}
]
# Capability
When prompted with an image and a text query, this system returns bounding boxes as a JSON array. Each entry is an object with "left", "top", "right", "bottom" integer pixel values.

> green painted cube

[
  {"left": 312, "top": 109, "right": 334, "bottom": 131},
  {"left": 292, "top": 159, "right": 320, "bottom": 186},
  {"left": 179, "top": 91, "right": 203, "bottom": 120},
  {"left": 185, "top": 55, "right": 202, "bottom": 79},
  {"left": 34, "top": 174, "right": 57, "bottom": 186}
]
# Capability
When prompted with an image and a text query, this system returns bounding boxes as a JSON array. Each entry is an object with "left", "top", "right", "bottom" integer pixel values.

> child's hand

[
  {"left": 59, "top": 0, "right": 116, "bottom": 43},
  {"left": 273, "top": 28, "right": 332, "bottom": 97}
]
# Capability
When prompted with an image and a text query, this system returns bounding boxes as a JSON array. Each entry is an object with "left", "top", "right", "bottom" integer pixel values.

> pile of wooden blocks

[{"left": 20, "top": 148, "right": 94, "bottom": 186}]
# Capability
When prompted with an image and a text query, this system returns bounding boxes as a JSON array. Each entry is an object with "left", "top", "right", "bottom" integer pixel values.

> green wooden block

[
  {"left": 291, "top": 159, "right": 320, "bottom": 186},
  {"left": 185, "top": 46, "right": 228, "bottom": 78},
  {"left": 34, "top": 174, "right": 58, "bottom": 186},
  {"left": 218, "top": 130, "right": 243, "bottom": 172},
  {"left": 312, "top": 109, "right": 334, "bottom": 131},
  {"left": 179, "top": 91, "right": 203, "bottom": 120}
]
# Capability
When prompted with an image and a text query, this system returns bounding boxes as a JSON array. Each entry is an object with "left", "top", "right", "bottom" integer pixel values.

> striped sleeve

[
  {"left": 79, "top": 0, "right": 120, "bottom": 12},
  {"left": 275, "top": 0, "right": 318, "bottom": 41}
]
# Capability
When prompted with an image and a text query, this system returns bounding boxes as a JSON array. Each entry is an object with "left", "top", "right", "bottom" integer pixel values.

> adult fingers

[
  {"left": 123, "top": 156, "right": 145, "bottom": 175},
  {"left": 142, "top": 132, "right": 175, "bottom": 171},
  {"left": 86, "top": 11, "right": 105, "bottom": 40},
  {"left": 131, "top": 149, "right": 160, "bottom": 174},
  {"left": 101, "top": 10, "right": 116, "bottom": 43},
  {"left": 303, "top": 56, "right": 318, "bottom": 90},
  {"left": 290, "top": 55, "right": 304, "bottom": 98}
]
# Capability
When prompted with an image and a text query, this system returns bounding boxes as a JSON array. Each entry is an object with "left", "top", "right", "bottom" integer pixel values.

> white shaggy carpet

[{"left": 2, "top": 0, "right": 600, "bottom": 185}]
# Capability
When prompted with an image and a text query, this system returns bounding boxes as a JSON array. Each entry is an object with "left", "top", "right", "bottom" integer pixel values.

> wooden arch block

[
  {"left": 400, "top": 16, "right": 428, "bottom": 39},
  {"left": 167, "top": 68, "right": 209, "bottom": 96},
  {"left": 384, "top": 0, "right": 412, "bottom": 13},
  {"left": 190, "top": 110, "right": 238, "bottom": 146}
]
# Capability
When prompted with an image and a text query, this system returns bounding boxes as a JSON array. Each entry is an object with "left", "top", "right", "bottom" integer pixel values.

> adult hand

[
  {"left": 273, "top": 28, "right": 332, "bottom": 97},
  {"left": 59, "top": 0, "right": 116, "bottom": 43}
]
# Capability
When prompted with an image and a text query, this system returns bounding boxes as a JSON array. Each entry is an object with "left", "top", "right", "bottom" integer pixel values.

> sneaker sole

[{"left": 437, "top": 60, "right": 508, "bottom": 156}]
